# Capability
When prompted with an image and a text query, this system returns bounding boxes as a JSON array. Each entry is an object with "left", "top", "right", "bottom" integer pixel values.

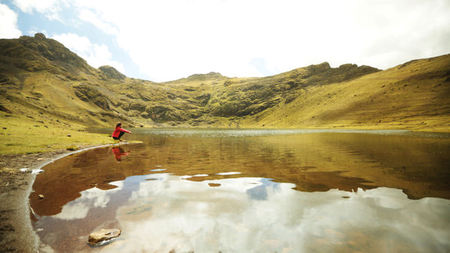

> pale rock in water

[
  {"left": 88, "top": 228, "right": 121, "bottom": 245},
  {"left": 31, "top": 168, "right": 44, "bottom": 174}
]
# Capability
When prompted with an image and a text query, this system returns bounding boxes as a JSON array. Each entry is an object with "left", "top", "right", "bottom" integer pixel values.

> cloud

[
  {"left": 78, "top": 9, "right": 118, "bottom": 35},
  {"left": 66, "top": 0, "right": 450, "bottom": 81},
  {"left": 12, "top": 0, "right": 450, "bottom": 81},
  {"left": 12, "top": 0, "right": 67, "bottom": 20},
  {"left": 52, "top": 33, "right": 125, "bottom": 72},
  {"left": 0, "top": 3, "right": 22, "bottom": 39}
]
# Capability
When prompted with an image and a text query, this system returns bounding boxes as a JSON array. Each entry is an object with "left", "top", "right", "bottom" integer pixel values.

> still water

[{"left": 30, "top": 129, "right": 450, "bottom": 252}]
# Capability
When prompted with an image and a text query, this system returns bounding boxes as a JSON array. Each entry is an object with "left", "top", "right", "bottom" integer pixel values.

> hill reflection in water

[{"left": 30, "top": 130, "right": 450, "bottom": 252}]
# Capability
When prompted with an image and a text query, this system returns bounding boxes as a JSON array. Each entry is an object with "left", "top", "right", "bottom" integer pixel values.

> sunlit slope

[
  {"left": 1, "top": 34, "right": 449, "bottom": 133},
  {"left": 0, "top": 34, "right": 381, "bottom": 128},
  {"left": 242, "top": 54, "right": 450, "bottom": 131}
]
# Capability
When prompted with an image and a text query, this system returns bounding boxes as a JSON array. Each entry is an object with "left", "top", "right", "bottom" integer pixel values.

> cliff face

[{"left": 0, "top": 34, "right": 449, "bottom": 131}]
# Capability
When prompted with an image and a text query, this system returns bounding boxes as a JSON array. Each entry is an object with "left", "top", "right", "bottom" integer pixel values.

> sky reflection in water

[{"left": 31, "top": 130, "right": 450, "bottom": 252}]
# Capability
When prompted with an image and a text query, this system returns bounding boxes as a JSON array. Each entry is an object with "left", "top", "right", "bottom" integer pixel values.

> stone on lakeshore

[
  {"left": 31, "top": 168, "right": 44, "bottom": 174},
  {"left": 88, "top": 228, "right": 121, "bottom": 245}
]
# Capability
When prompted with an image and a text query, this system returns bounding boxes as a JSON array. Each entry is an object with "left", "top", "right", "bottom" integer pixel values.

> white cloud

[
  {"left": 52, "top": 33, "right": 125, "bottom": 73},
  {"left": 13, "top": 0, "right": 450, "bottom": 81},
  {"left": 65, "top": 0, "right": 450, "bottom": 81},
  {"left": 13, "top": 0, "right": 66, "bottom": 20},
  {"left": 0, "top": 3, "right": 22, "bottom": 39},
  {"left": 78, "top": 9, "right": 118, "bottom": 35}
]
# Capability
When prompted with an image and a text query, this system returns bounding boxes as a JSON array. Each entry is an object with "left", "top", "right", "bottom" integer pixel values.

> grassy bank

[{"left": 0, "top": 112, "right": 115, "bottom": 155}]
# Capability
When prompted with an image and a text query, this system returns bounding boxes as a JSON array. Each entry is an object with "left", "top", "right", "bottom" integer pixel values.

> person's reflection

[{"left": 112, "top": 146, "right": 129, "bottom": 161}]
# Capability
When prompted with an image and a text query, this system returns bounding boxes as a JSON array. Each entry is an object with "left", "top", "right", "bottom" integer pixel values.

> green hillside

[
  {"left": 0, "top": 33, "right": 449, "bottom": 153},
  {"left": 244, "top": 55, "right": 450, "bottom": 132}
]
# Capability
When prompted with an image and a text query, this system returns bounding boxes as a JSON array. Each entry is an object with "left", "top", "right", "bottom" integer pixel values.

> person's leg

[{"left": 118, "top": 131, "right": 125, "bottom": 139}]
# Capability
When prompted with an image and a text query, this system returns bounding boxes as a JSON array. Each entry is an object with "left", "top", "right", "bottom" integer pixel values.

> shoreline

[{"left": 0, "top": 143, "right": 137, "bottom": 253}]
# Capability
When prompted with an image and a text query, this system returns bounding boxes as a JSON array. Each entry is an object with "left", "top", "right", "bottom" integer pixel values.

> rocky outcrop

[
  {"left": 73, "top": 84, "right": 111, "bottom": 110},
  {"left": 99, "top": 65, "right": 126, "bottom": 80}
]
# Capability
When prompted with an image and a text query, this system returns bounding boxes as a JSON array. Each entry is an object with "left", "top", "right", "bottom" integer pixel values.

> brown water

[{"left": 30, "top": 129, "right": 450, "bottom": 252}]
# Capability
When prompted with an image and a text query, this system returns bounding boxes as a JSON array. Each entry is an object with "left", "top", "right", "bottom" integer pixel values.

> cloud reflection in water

[{"left": 91, "top": 175, "right": 450, "bottom": 253}]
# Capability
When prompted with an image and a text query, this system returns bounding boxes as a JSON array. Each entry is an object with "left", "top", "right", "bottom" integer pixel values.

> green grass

[{"left": 0, "top": 113, "right": 115, "bottom": 155}]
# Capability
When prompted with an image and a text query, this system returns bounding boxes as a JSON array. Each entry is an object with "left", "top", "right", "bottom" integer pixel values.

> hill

[
  {"left": 0, "top": 34, "right": 449, "bottom": 153},
  {"left": 243, "top": 55, "right": 450, "bottom": 132}
]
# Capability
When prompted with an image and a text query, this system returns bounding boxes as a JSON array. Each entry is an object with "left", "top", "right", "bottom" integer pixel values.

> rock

[
  {"left": 88, "top": 228, "right": 121, "bottom": 245},
  {"left": 19, "top": 168, "right": 29, "bottom": 172},
  {"left": 34, "top": 33, "right": 46, "bottom": 39},
  {"left": 66, "top": 146, "right": 77, "bottom": 151},
  {"left": 99, "top": 65, "right": 126, "bottom": 80},
  {"left": 38, "top": 194, "right": 44, "bottom": 199},
  {"left": 67, "top": 134, "right": 71, "bottom": 137},
  {"left": 31, "top": 168, "right": 44, "bottom": 174}
]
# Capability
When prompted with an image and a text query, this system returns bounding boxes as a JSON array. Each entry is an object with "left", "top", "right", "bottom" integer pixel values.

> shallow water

[{"left": 30, "top": 129, "right": 450, "bottom": 252}]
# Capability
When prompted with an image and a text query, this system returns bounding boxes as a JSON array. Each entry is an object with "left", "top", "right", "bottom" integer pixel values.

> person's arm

[{"left": 120, "top": 127, "right": 131, "bottom": 134}]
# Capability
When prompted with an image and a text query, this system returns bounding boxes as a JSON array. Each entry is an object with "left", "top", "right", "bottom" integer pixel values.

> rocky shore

[{"left": 0, "top": 152, "right": 57, "bottom": 252}]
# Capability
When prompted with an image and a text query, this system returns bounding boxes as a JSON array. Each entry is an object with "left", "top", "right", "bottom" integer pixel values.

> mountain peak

[
  {"left": 186, "top": 72, "right": 225, "bottom": 81},
  {"left": 34, "top": 33, "right": 46, "bottom": 40}
]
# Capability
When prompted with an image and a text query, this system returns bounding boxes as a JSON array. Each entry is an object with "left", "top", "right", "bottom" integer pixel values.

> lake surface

[{"left": 30, "top": 129, "right": 450, "bottom": 252}]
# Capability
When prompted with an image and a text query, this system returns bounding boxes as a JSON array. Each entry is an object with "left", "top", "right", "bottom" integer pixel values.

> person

[{"left": 112, "top": 122, "right": 131, "bottom": 141}]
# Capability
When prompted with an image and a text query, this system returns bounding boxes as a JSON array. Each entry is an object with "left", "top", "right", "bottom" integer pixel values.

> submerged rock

[{"left": 88, "top": 228, "right": 121, "bottom": 245}]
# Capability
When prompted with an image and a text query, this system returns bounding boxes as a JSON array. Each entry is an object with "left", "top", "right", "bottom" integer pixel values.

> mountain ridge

[{"left": 0, "top": 34, "right": 449, "bottom": 133}]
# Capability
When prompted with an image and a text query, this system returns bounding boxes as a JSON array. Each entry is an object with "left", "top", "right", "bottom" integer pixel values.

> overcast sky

[{"left": 1, "top": 0, "right": 449, "bottom": 82}]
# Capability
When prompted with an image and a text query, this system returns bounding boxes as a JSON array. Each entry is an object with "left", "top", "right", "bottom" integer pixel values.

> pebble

[
  {"left": 19, "top": 168, "right": 29, "bottom": 173},
  {"left": 38, "top": 194, "right": 44, "bottom": 199},
  {"left": 31, "top": 168, "right": 44, "bottom": 174}
]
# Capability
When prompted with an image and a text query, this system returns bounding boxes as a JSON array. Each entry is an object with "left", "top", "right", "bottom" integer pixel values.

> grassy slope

[
  {"left": 0, "top": 34, "right": 449, "bottom": 154},
  {"left": 0, "top": 112, "right": 113, "bottom": 154},
  {"left": 242, "top": 55, "right": 450, "bottom": 132}
]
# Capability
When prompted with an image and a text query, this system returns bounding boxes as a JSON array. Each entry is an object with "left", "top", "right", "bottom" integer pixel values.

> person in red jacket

[{"left": 112, "top": 122, "right": 131, "bottom": 141}]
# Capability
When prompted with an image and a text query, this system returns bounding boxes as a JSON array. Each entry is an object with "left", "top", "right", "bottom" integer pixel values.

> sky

[{"left": 0, "top": 0, "right": 449, "bottom": 82}]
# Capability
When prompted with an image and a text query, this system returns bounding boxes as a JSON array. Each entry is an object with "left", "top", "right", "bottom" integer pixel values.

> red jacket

[{"left": 112, "top": 127, "right": 131, "bottom": 138}]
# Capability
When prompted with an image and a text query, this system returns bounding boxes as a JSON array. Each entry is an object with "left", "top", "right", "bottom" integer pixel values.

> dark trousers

[{"left": 113, "top": 131, "right": 125, "bottom": 140}]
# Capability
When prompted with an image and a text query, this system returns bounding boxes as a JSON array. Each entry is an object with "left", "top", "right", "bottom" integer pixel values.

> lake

[{"left": 30, "top": 129, "right": 450, "bottom": 252}]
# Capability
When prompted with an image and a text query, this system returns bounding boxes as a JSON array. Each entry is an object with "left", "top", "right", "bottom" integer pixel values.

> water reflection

[
  {"left": 112, "top": 147, "right": 129, "bottom": 161},
  {"left": 30, "top": 130, "right": 450, "bottom": 252}
]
